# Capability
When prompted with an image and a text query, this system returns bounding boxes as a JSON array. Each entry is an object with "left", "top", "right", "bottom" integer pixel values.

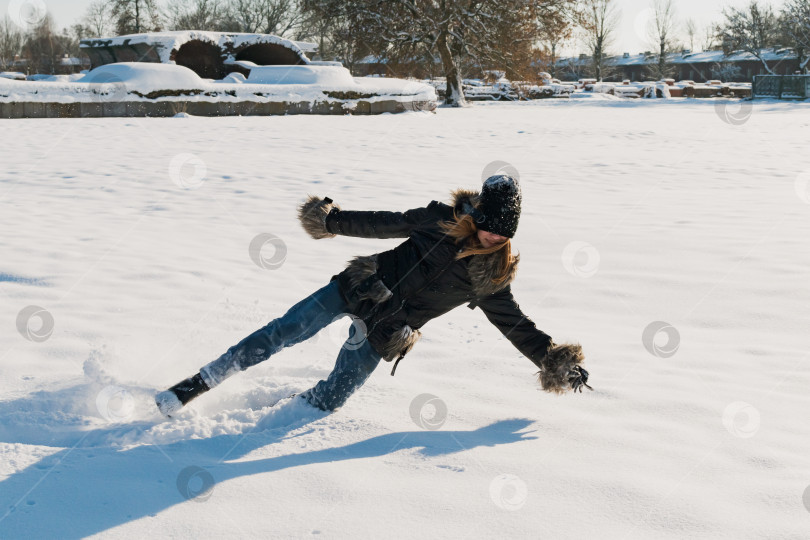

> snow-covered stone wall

[{"left": 0, "top": 62, "right": 438, "bottom": 118}]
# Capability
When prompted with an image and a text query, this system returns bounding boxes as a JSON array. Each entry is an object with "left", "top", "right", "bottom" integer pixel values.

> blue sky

[{"left": 2, "top": 0, "right": 789, "bottom": 56}]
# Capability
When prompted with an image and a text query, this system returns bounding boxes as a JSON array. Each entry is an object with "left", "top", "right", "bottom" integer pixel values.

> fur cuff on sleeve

[
  {"left": 537, "top": 342, "right": 585, "bottom": 394},
  {"left": 298, "top": 195, "right": 340, "bottom": 239}
]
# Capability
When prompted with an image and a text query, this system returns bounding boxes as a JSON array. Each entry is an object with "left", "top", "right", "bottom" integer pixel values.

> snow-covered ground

[{"left": 1, "top": 96, "right": 809, "bottom": 539}]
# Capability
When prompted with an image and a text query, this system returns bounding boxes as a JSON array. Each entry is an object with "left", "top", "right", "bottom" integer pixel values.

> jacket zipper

[{"left": 368, "top": 248, "right": 462, "bottom": 375}]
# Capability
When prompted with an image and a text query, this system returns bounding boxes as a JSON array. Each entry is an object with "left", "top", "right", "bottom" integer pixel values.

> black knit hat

[{"left": 475, "top": 174, "right": 522, "bottom": 238}]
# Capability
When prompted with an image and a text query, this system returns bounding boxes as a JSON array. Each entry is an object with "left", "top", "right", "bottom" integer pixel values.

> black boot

[{"left": 155, "top": 373, "right": 210, "bottom": 417}]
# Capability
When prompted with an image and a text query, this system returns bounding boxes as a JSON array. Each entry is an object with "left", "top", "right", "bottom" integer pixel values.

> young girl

[{"left": 156, "top": 174, "right": 590, "bottom": 417}]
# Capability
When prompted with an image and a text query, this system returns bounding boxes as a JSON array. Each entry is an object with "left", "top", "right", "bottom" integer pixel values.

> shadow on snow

[{"left": 0, "top": 387, "right": 535, "bottom": 538}]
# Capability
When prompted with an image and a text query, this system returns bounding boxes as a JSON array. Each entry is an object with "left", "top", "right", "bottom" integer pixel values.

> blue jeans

[{"left": 199, "top": 280, "right": 382, "bottom": 411}]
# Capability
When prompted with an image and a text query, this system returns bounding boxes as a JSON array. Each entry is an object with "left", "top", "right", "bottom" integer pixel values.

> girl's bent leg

[
  {"left": 200, "top": 280, "right": 347, "bottom": 388},
  {"left": 300, "top": 336, "right": 382, "bottom": 412}
]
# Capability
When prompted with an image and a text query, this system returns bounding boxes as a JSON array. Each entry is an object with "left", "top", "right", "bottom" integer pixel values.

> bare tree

[
  {"left": 109, "top": 0, "right": 162, "bottom": 34},
  {"left": 720, "top": 0, "right": 780, "bottom": 74},
  {"left": 0, "top": 15, "right": 24, "bottom": 70},
  {"left": 684, "top": 18, "right": 697, "bottom": 51},
  {"left": 222, "top": 0, "right": 303, "bottom": 37},
  {"left": 165, "top": 0, "right": 226, "bottom": 31},
  {"left": 703, "top": 22, "right": 720, "bottom": 50},
  {"left": 646, "top": 0, "right": 677, "bottom": 79},
  {"left": 581, "top": 0, "right": 619, "bottom": 81},
  {"left": 781, "top": 0, "right": 810, "bottom": 72},
  {"left": 537, "top": 5, "right": 581, "bottom": 78},
  {"left": 297, "top": 1, "right": 365, "bottom": 67},
  {"left": 82, "top": 0, "right": 115, "bottom": 37},
  {"left": 221, "top": 0, "right": 261, "bottom": 32},
  {"left": 302, "top": 0, "right": 579, "bottom": 106},
  {"left": 22, "top": 14, "right": 58, "bottom": 74},
  {"left": 20, "top": 14, "right": 80, "bottom": 74}
]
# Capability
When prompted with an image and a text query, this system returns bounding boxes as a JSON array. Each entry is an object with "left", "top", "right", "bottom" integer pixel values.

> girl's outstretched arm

[
  {"left": 477, "top": 286, "right": 591, "bottom": 394},
  {"left": 298, "top": 195, "right": 440, "bottom": 239}
]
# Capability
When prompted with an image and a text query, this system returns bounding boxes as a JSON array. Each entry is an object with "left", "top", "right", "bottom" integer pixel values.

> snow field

[{"left": 1, "top": 96, "right": 809, "bottom": 538}]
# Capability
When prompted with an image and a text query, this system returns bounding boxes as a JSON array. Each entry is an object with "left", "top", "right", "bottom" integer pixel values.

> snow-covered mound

[
  {"left": 0, "top": 71, "right": 27, "bottom": 81},
  {"left": 246, "top": 65, "right": 355, "bottom": 86},
  {"left": 78, "top": 62, "right": 205, "bottom": 93}
]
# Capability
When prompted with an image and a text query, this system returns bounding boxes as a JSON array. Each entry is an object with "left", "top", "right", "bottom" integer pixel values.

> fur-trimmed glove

[
  {"left": 537, "top": 342, "right": 593, "bottom": 394},
  {"left": 298, "top": 195, "right": 340, "bottom": 239}
]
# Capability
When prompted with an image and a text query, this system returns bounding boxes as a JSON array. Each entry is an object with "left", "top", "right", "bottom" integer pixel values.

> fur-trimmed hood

[
  {"left": 449, "top": 188, "right": 519, "bottom": 297},
  {"left": 450, "top": 188, "right": 481, "bottom": 215}
]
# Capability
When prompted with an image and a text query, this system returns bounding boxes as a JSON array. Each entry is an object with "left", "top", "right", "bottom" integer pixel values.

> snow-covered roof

[
  {"left": 245, "top": 65, "right": 355, "bottom": 85},
  {"left": 558, "top": 48, "right": 799, "bottom": 67},
  {"left": 357, "top": 54, "right": 442, "bottom": 65},
  {"left": 358, "top": 55, "right": 388, "bottom": 65},
  {"left": 293, "top": 41, "right": 318, "bottom": 53},
  {"left": 0, "top": 71, "right": 26, "bottom": 80}
]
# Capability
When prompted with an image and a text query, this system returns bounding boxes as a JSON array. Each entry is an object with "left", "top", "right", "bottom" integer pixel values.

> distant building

[
  {"left": 12, "top": 54, "right": 27, "bottom": 71},
  {"left": 557, "top": 48, "right": 802, "bottom": 82},
  {"left": 355, "top": 55, "right": 388, "bottom": 76},
  {"left": 57, "top": 54, "right": 91, "bottom": 74},
  {"left": 354, "top": 54, "right": 442, "bottom": 78}
]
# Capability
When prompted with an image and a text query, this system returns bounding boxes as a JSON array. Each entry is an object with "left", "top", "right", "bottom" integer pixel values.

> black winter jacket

[{"left": 303, "top": 191, "right": 553, "bottom": 374}]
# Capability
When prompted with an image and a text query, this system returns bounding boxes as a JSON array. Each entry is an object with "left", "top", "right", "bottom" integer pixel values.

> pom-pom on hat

[{"left": 474, "top": 174, "right": 522, "bottom": 238}]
